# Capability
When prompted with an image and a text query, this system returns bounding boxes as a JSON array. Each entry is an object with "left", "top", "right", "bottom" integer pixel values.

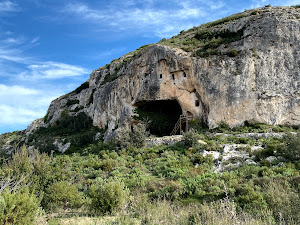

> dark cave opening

[{"left": 135, "top": 100, "right": 182, "bottom": 137}]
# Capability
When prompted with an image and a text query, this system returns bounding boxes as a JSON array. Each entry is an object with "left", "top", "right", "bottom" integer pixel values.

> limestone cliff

[{"left": 27, "top": 6, "right": 300, "bottom": 141}]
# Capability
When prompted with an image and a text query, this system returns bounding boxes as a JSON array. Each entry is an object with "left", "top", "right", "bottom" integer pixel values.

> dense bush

[
  {"left": 194, "top": 29, "right": 244, "bottom": 57},
  {"left": 66, "top": 99, "right": 80, "bottom": 106},
  {"left": 116, "top": 123, "right": 149, "bottom": 148},
  {"left": 0, "top": 188, "right": 40, "bottom": 225},
  {"left": 73, "top": 81, "right": 89, "bottom": 94},
  {"left": 89, "top": 178, "right": 129, "bottom": 214},
  {"left": 183, "top": 129, "right": 202, "bottom": 147},
  {"left": 263, "top": 180, "right": 300, "bottom": 222},
  {"left": 27, "top": 112, "right": 101, "bottom": 153},
  {"left": 43, "top": 181, "right": 84, "bottom": 211},
  {"left": 277, "top": 133, "right": 300, "bottom": 161}
]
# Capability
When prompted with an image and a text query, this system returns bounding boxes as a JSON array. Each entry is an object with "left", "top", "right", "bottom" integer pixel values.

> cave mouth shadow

[{"left": 135, "top": 100, "right": 182, "bottom": 137}]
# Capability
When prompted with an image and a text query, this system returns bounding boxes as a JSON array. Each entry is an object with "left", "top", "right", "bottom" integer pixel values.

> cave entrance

[{"left": 135, "top": 100, "right": 182, "bottom": 137}]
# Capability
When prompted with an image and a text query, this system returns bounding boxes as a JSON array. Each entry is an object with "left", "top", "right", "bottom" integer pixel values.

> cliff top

[{"left": 98, "top": 5, "right": 299, "bottom": 70}]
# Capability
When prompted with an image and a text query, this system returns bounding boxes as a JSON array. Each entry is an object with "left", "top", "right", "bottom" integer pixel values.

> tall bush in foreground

[{"left": 0, "top": 176, "right": 39, "bottom": 225}]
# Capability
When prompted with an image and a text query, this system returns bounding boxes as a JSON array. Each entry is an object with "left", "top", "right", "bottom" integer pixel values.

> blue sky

[{"left": 0, "top": 0, "right": 299, "bottom": 134}]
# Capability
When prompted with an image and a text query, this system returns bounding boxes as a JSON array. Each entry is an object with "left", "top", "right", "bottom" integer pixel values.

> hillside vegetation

[{"left": 0, "top": 122, "right": 299, "bottom": 224}]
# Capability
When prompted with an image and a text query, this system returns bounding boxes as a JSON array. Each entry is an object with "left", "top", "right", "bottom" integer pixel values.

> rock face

[{"left": 26, "top": 6, "right": 300, "bottom": 140}]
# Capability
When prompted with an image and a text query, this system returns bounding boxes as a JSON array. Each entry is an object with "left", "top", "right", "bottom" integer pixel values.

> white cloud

[
  {"left": 0, "top": 0, "right": 18, "bottom": 13},
  {"left": 0, "top": 49, "right": 28, "bottom": 63},
  {"left": 0, "top": 105, "right": 43, "bottom": 125},
  {"left": 31, "top": 36, "right": 40, "bottom": 44},
  {"left": 64, "top": 1, "right": 207, "bottom": 38},
  {"left": 4, "top": 37, "right": 24, "bottom": 44},
  {"left": 0, "top": 36, "right": 32, "bottom": 64},
  {"left": 0, "top": 84, "right": 39, "bottom": 96},
  {"left": 210, "top": 1, "right": 226, "bottom": 10},
  {"left": 0, "top": 33, "right": 89, "bottom": 131},
  {"left": 0, "top": 84, "right": 62, "bottom": 126},
  {"left": 19, "top": 61, "right": 89, "bottom": 80}
]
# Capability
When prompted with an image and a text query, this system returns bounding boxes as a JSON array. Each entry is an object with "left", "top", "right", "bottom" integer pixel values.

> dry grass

[{"left": 45, "top": 199, "right": 278, "bottom": 225}]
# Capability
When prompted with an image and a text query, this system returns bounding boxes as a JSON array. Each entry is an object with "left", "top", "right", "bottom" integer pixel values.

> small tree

[
  {"left": 183, "top": 129, "right": 202, "bottom": 147},
  {"left": 116, "top": 123, "right": 149, "bottom": 149}
]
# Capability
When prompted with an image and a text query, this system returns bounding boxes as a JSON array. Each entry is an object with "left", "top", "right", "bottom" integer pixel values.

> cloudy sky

[{"left": 0, "top": 0, "right": 298, "bottom": 134}]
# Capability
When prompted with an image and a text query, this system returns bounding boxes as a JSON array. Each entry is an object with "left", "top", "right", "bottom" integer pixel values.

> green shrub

[
  {"left": 203, "top": 13, "right": 246, "bottom": 28},
  {"left": 60, "top": 109, "right": 69, "bottom": 120},
  {"left": 89, "top": 178, "right": 129, "bottom": 214},
  {"left": 196, "top": 49, "right": 220, "bottom": 57},
  {"left": 250, "top": 48, "right": 258, "bottom": 57},
  {"left": 66, "top": 99, "right": 79, "bottom": 106},
  {"left": 147, "top": 179, "right": 184, "bottom": 200},
  {"left": 227, "top": 49, "right": 239, "bottom": 57},
  {"left": 0, "top": 188, "right": 39, "bottom": 225},
  {"left": 70, "top": 105, "right": 84, "bottom": 112},
  {"left": 263, "top": 180, "right": 300, "bottom": 223},
  {"left": 44, "top": 112, "right": 49, "bottom": 123},
  {"left": 278, "top": 133, "right": 300, "bottom": 161},
  {"left": 43, "top": 181, "right": 84, "bottom": 211},
  {"left": 27, "top": 112, "right": 100, "bottom": 154},
  {"left": 73, "top": 81, "right": 89, "bottom": 94},
  {"left": 102, "top": 68, "right": 120, "bottom": 85},
  {"left": 214, "top": 121, "right": 231, "bottom": 133},
  {"left": 183, "top": 129, "right": 202, "bottom": 147},
  {"left": 116, "top": 123, "right": 149, "bottom": 149},
  {"left": 195, "top": 29, "right": 244, "bottom": 56},
  {"left": 234, "top": 183, "right": 267, "bottom": 211}
]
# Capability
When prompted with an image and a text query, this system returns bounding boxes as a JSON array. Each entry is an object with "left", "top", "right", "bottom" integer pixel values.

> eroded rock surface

[{"left": 26, "top": 6, "right": 300, "bottom": 140}]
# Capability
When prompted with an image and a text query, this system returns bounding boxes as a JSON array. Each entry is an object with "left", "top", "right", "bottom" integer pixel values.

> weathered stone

[
  {"left": 202, "top": 150, "right": 220, "bottom": 160},
  {"left": 145, "top": 135, "right": 183, "bottom": 147},
  {"left": 265, "top": 156, "right": 277, "bottom": 163},
  {"left": 198, "top": 140, "right": 207, "bottom": 145},
  {"left": 24, "top": 6, "right": 300, "bottom": 141},
  {"left": 53, "top": 139, "right": 71, "bottom": 153}
]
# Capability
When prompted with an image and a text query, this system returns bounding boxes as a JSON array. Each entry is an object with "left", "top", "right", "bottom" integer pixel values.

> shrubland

[{"left": 0, "top": 122, "right": 299, "bottom": 224}]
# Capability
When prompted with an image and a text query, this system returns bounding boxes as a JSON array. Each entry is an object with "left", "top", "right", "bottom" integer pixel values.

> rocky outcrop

[
  {"left": 26, "top": 6, "right": 300, "bottom": 141},
  {"left": 145, "top": 135, "right": 184, "bottom": 147}
]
